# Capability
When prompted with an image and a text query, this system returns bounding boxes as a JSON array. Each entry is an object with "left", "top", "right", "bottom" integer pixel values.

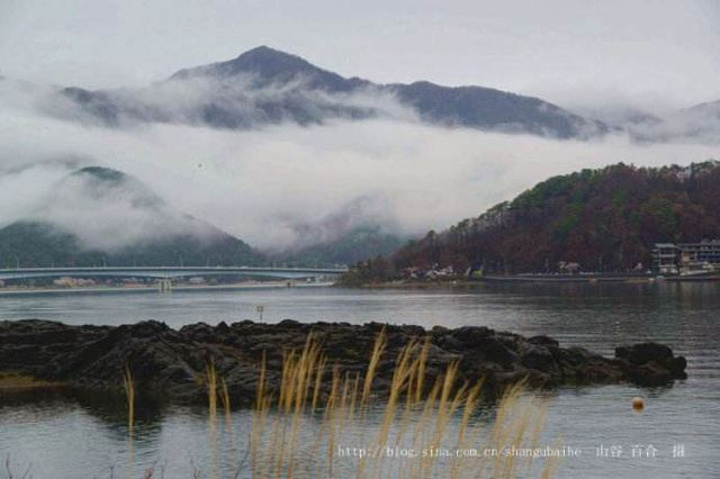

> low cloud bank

[{"left": 0, "top": 78, "right": 718, "bottom": 253}]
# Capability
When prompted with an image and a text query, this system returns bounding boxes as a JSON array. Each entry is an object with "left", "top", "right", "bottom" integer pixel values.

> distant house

[
  {"left": 653, "top": 243, "right": 680, "bottom": 274},
  {"left": 652, "top": 240, "right": 720, "bottom": 275},
  {"left": 557, "top": 261, "right": 581, "bottom": 274}
]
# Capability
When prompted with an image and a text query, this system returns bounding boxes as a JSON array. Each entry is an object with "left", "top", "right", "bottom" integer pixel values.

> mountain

[
  {"left": 54, "top": 46, "right": 608, "bottom": 139},
  {"left": 670, "top": 99, "right": 720, "bottom": 141},
  {"left": 0, "top": 166, "right": 262, "bottom": 268},
  {"left": 568, "top": 103, "right": 663, "bottom": 129},
  {"left": 621, "top": 99, "right": 720, "bottom": 144},
  {"left": 273, "top": 225, "right": 407, "bottom": 267},
  {"left": 683, "top": 99, "right": 720, "bottom": 119},
  {"left": 364, "top": 161, "right": 720, "bottom": 277},
  {"left": 391, "top": 80, "right": 608, "bottom": 137},
  {"left": 170, "top": 45, "right": 371, "bottom": 92}
]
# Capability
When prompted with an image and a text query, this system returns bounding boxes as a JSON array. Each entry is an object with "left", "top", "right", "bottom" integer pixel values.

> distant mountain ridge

[
  {"left": 0, "top": 166, "right": 402, "bottom": 268},
  {"left": 55, "top": 46, "right": 609, "bottom": 139},
  {"left": 0, "top": 166, "right": 261, "bottom": 268},
  {"left": 625, "top": 99, "right": 720, "bottom": 143},
  {"left": 276, "top": 225, "right": 407, "bottom": 267}
]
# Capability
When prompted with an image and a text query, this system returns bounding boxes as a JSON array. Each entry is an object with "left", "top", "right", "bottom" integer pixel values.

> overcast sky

[
  {"left": 1, "top": 0, "right": 719, "bottom": 248},
  {"left": 1, "top": 0, "right": 719, "bottom": 111}
]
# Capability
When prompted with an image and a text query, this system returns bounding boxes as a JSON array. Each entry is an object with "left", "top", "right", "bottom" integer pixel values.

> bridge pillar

[{"left": 158, "top": 278, "right": 173, "bottom": 293}]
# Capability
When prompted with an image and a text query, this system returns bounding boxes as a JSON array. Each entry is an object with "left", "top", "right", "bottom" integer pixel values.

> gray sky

[
  {"left": 2, "top": 0, "right": 720, "bottom": 248},
  {"left": 1, "top": 0, "right": 719, "bottom": 111}
]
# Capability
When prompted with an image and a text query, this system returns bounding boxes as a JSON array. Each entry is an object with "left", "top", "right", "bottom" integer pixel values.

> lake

[{"left": 1, "top": 282, "right": 718, "bottom": 478}]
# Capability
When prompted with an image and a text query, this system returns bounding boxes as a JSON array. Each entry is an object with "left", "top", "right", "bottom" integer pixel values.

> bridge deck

[{"left": 0, "top": 266, "right": 348, "bottom": 281}]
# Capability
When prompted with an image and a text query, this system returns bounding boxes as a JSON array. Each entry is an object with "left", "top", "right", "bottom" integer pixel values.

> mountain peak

[
  {"left": 168, "top": 46, "right": 358, "bottom": 92},
  {"left": 68, "top": 166, "right": 164, "bottom": 208},
  {"left": 73, "top": 166, "right": 127, "bottom": 183},
  {"left": 234, "top": 45, "right": 301, "bottom": 61},
  {"left": 171, "top": 46, "right": 321, "bottom": 80},
  {"left": 72, "top": 166, "right": 131, "bottom": 190},
  {"left": 228, "top": 45, "right": 319, "bottom": 76}
]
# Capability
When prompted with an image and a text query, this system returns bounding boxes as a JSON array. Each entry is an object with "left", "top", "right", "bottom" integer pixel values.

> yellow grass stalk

[
  {"left": 414, "top": 336, "right": 431, "bottom": 404},
  {"left": 220, "top": 378, "right": 232, "bottom": 433},
  {"left": 251, "top": 351, "right": 271, "bottom": 479},
  {"left": 205, "top": 360, "right": 220, "bottom": 479},
  {"left": 249, "top": 330, "right": 552, "bottom": 479},
  {"left": 122, "top": 364, "right": 135, "bottom": 432},
  {"left": 206, "top": 361, "right": 218, "bottom": 417},
  {"left": 540, "top": 438, "right": 564, "bottom": 479},
  {"left": 219, "top": 377, "right": 236, "bottom": 476},
  {"left": 415, "top": 363, "right": 465, "bottom": 479},
  {"left": 287, "top": 335, "right": 322, "bottom": 478},
  {"left": 372, "top": 338, "right": 419, "bottom": 478},
  {"left": 347, "top": 372, "right": 361, "bottom": 429},
  {"left": 361, "top": 326, "right": 387, "bottom": 408},
  {"left": 311, "top": 356, "right": 327, "bottom": 414},
  {"left": 324, "top": 365, "right": 342, "bottom": 477},
  {"left": 449, "top": 380, "right": 484, "bottom": 479},
  {"left": 122, "top": 364, "right": 135, "bottom": 479}
]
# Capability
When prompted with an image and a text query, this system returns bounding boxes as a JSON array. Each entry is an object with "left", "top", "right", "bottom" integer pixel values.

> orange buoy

[{"left": 632, "top": 397, "right": 644, "bottom": 411}]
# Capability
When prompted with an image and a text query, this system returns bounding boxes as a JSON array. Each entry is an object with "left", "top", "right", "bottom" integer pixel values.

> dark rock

[
  {"left": 0, "top": 319, "right": 687, "bottom": 405},
  {"left": 430, "top": 325, "right": 450, "bottom": 335},
  {"left": 615, "top": 343, "right": 673, "bottom": 365},
  {"left": 528, "top": 335, "right": 560, "bottom": 348},
  {"left": 450, "top": 326, "right": 493, "bottom": 345},
  {"left": 278, "top": 319, "right": 302, "bottom": 328},
  {"left": 520, "top": 345, "right": 558, "bottom": 373},
  {"left": 615, "top": 342, "right": 687, "bottom": 386}
]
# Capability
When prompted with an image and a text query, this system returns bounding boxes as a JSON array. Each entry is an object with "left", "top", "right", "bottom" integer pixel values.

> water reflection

[{"left": 1, "top": 282, "right": 719, "bottom": 478}]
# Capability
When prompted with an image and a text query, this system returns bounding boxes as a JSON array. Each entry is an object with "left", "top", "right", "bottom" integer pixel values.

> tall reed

[
  {"left": 206, "top": 360, "right": 220, "bottom": 479},
  {"left": 121, "top": 364, "right": 135, "bottom": 479},
  {"left": 248, "top": 331, "right": 553, "bottom": 479},
  {"left": 122, "top": 364, "right": 135, "bottom": 432}
]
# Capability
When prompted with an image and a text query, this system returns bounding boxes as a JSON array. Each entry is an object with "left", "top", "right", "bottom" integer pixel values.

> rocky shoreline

[{"left": 1, "top": 319, "right": 687, "bottom": 405}]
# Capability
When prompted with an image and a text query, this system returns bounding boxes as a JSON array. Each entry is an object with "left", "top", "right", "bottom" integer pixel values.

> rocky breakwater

[{"left": 0, "top": 319, "right": 687, "bottom": 405}]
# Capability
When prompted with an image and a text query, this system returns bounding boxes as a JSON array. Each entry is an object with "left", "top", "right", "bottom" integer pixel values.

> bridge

[{"left": 0, "top": 266, "right": 348, "bottom": 283}]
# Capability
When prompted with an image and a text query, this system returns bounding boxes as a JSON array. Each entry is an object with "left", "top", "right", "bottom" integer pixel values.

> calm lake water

[{"left": 1, "top": 283, "right": 719, "bottom": 478}]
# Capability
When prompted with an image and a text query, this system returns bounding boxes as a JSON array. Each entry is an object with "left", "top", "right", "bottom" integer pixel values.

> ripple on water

[{"left": 1, "top": 282, "right": 719, "bottom": 478}]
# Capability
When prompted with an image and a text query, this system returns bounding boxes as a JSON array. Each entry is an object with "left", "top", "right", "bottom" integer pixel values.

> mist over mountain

[
  {"left": 47, "top": 46, "right": 608, "bottom": 139},
  {"left": 8, "top": 45, "right": 720, "bottom": 144},
  {"left": 4, "top": 47, "right": 720, "bottom": 269},
  {"left": 564, "top": 96, "right": 720, "bottom": 144},
  {"left": 568, "top": 104, "right": 663, "bottom": 130},
  {"left": 273, "top": 225, "right": 407, "bottom": 267},
  {"left": 0, "top": 165, "right": 404, "bottom": 267},
  {"left": 0, "top": 166, "right": 261, "bottom": 267},
  {"left": 258, "top": 195, "right": 407, "bottom": 266},
  {"left": 630, "top": 99, "right": 720, "bottom": 143}
]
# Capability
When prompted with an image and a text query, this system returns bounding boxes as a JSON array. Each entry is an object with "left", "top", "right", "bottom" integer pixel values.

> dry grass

[
  {"left": 122, "top": 364, "right": 135, "bottom": 479},
  {"left": 249, "top": 331, "right": 554, "bottom": 479},
  {"left": 0, "top": 372, "right": 65, "bottom": 390},
  {"left": 121, "top": 365, "right": 135, "bottom": 431},
  {"left": 111, "top": 331, "right": 554, "bottom": 478},
  {"left": 205, "top": 360, "right": 221, "bottom": 479}
]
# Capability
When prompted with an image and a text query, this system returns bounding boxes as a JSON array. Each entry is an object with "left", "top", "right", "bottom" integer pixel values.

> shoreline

[
  {"left": 0, "top": 281, "right": 335, "bottom": 296},
  {"left": 348, "top": 274, "right": 720, "bottom": 289}
]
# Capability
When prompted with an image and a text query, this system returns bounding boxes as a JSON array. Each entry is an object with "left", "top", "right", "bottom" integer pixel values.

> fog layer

[{"left": 0, "top": 79, "right": 718, "bottom": 252}]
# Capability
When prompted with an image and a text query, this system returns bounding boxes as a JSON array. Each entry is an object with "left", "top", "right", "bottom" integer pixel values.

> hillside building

[{"left": 652, "top": 240, "right": 720, "bottom": 275}]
